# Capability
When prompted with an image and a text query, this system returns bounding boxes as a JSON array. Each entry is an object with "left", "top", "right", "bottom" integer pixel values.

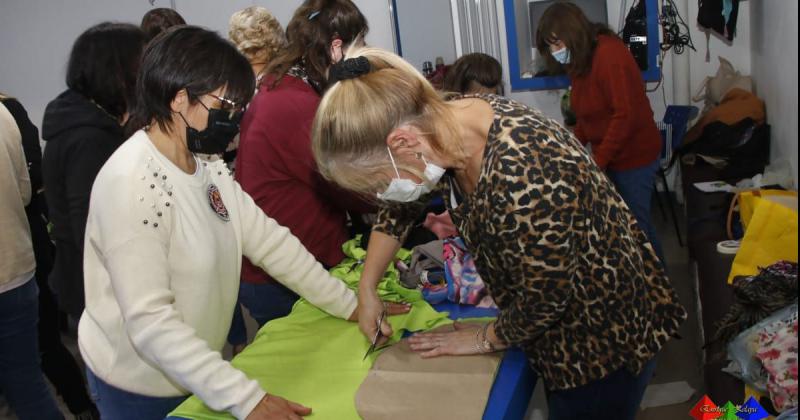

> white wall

[
  {"left": 395, "top": 0, "right": 456, "bottom": 71},
  {"left": 0, "top": 0, "right": 766, "bottom": 149},
  {"left": 750, "top": 0, "right": 799, "bottom": 187},
  {"left": 0, "top": 0, "right": 395, "bottom": 133}
]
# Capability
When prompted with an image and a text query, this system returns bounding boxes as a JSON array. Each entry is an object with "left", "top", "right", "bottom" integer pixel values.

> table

[
  {"left": 167, "top": 302, "right": 537, "bottom": 420},
  {"left": 432, "top": 302, "right": 537, "bottom": 420},
  {"left": 681, "top": 161, "right": 746, "bottom": 404}
]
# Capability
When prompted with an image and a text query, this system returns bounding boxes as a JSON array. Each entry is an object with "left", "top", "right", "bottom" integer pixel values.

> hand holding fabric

[{"left": 246, "top": 394, "right": 311, "bottom": 420}]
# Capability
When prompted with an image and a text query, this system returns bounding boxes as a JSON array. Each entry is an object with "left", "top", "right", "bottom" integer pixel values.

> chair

[{"left": 654, "top": 105, "right": 699, "bottom": 247}]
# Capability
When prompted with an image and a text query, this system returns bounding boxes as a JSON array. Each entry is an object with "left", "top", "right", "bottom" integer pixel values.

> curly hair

[{"left": 228, "top": 6, "right": 287, "bottom": 65}]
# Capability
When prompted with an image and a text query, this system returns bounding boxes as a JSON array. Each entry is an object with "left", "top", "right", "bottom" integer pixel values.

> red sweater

[
  {"left": 571, "top": 35, "right": 661, "bottom": 171},
  {"left": 236, "top": 75, "right": 373, "bottom": 284}
]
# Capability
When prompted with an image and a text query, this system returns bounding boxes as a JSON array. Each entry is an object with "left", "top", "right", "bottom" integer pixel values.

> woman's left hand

[{"left": 407, "top": 322, "right": 487, "bottom": 358}]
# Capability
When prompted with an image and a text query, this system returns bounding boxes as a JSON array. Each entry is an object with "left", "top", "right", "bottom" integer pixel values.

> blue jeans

[
  {"left": 227, "top": 282, "right": 300, "bottom": 346},
  {"left": 86, "top": 368, "right": 186, "bottom": 420},
  {"left": 607, "top": 160, "right": 666, "bottom": 265},
  {"left": 547, "top": 358, "right": 657, "bottom": 420},
  {"left": 0, "top": 278, "right": 64, "bottom": 420}
]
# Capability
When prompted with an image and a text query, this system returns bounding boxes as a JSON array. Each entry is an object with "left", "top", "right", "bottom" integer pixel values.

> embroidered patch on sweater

[{"left": 207, "top": 184, "right": 229, "bottom": 221}]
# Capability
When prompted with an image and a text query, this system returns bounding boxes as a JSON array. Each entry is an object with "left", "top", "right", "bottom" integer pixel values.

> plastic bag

[
  {"left": 727, "top": 303, "right": 798, "bottom": 393},
  {"left": 777, "top": 407, "right": 798, "bottom": 420},
  {"left": 727, "top": 191, "right": 798, "bottom": 283}
]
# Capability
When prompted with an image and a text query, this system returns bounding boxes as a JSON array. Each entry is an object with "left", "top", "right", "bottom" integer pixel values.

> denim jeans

[
  {"left": 227, "top": 282, "right": 300, "bottom": 346},
  {"left": 547, "top": 358, "right": 657, "bottom": 420},
  {"left": 607, "top": 159, "right": 666, "bottom": 265},
  {"left": 86, "top": 368, "right": 186, "bottom": 420},
  {"left": 0, "top": 278, "right": 64, "bottom": 420}
]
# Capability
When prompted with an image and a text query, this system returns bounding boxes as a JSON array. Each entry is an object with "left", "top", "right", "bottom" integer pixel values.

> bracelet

[
  {"left": 479, "top": 323, "right": 496, "bottom": 353},
  {"left": 474, "top": 327, "right": 486, "bottom": 354}
]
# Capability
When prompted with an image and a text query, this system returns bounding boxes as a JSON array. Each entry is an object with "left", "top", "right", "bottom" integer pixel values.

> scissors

[{"left": 362, "top": 309, "right": 387, "bottom": 361}]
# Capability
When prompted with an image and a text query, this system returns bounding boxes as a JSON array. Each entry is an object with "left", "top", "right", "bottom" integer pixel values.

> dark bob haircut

[
  {"left": 535, "top": 2, "right": 616, "bottom": 77},
  {"left": 128, "top": 26, "right": 255, "bottom": 134},
  {"left": 141, "top": 8, "right": 186, "bottom": 42},
  {"left": 443, "top": 53, "right": 503, "bottom": 94},
  {"left": 266, "top": 0, "right": 368, "bottom": 91},
  {"left": 66, "top": 22, "right": 145, "bottom": 120}
]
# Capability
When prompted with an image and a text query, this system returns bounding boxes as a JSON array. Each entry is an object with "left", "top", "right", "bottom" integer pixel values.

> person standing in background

[
  {"left": 225, "top": 5, "right": 288, "bottom": 354},
  {"left": 537, "top": 3, "right": 666, "bottom": 264},
  {"left": 1, "top": 93, "right": 64, "bottom": 420},
  {"left": 2, "top": 93, "right": 99, "bottom": 419},
  {"left": 232, "top": 0, "right": 377, "bottom": 339},
  {"left": 229, "top": 6, "right": 287, "bottom": 88},
  {"left": 443, "top": 53, "right": 503, "bottom": 95},
  {"left": 141, "top": 7, "right": 186, "bottom": 42},
  {"left": 42, "top": 23, "right": 145, "bottom": 320}
]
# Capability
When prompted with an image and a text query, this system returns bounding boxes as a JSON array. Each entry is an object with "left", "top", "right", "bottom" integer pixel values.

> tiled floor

[{"left": 1, "top": 197, "right": 705, "bottom": 420}]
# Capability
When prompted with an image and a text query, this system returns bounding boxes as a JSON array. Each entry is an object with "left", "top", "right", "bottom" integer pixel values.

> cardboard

[{"left": 355, "top": 324, "right": 503, "bottom": 420}]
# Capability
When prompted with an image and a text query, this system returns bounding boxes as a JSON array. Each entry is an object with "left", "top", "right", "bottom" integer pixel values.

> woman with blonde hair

[
  {"left": 229, "top": 6, "right": 287, "bottom": 85},
  {"left": 312, "top": 46, "right": 687, "bottom": 420}
]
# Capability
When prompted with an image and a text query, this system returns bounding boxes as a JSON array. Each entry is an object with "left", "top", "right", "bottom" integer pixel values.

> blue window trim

[
  {"left": 503, "top": 0, "right": 661, "bottom": 91},
  {"left": 391, "top": 0, "right": 403, "bottom": 57}
]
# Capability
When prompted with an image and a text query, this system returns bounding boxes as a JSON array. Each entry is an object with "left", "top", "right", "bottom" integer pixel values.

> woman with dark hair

[
  {"left": 536, "top": 2, "right": 666, "bottom": 264},
  {"left": 141, "top": 7, "right": 186, "bottom": 42},
  {"left": 42, "top": 22, "right": 145, "bottom": 320},
  {"left": 230, "top": 0, "right": 380, "bottom": 351},
  {"left": 78, "top": 26, "right": 391, "bottom": 420},
  {"left": 443, "top": 52, "right": 503, "bottom": 95}
]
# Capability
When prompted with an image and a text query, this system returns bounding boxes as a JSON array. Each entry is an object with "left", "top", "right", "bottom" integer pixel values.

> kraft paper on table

[
  {"left": 355, "top": 323, "right": 503, "bottom": 420},
  {"left": 169, "top": 237, "right": 457, "bottom": 419}
]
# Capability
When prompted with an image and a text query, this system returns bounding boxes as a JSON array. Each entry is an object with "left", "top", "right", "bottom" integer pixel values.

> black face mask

[{"left": 179, "top": 100, "right": 243, "bottom": 155}]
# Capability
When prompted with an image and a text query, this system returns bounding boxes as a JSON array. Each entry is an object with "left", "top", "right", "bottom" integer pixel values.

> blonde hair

[
  {"left": 312, "top": 46, "right": 464, "bottom": 195},
  {"left": 228, "top": 7, "right": 287, "bottom": 65}
]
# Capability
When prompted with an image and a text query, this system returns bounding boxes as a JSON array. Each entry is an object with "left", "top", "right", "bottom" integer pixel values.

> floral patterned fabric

[{"left": 756, "top": 312, "right": 799, "bottom": 412}]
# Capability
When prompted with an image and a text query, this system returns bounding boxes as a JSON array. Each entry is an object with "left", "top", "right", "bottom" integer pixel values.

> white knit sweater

[{"left": 78, "top": 130, "right": 357, "bottom": 419}]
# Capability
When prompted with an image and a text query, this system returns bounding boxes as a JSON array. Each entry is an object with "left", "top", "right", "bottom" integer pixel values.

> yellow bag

[
  {"left": 727, "top": 190, "right": 798, "bottom": 283},
  {"left": 739, "top": 190, "right": 798, "bottom": 228}
]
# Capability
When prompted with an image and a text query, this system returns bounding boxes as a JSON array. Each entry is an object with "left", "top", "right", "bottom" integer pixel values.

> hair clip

[
  {"left": 329, "top": 56, "right": 371, "bottom": 84},
  {"left": 308, "top": 10, "right": 321, "bottom": 20}
]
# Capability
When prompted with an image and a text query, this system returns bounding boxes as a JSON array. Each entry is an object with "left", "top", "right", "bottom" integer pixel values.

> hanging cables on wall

[{"left": 660, "top": 0, "right": 695, "bottom": 54}]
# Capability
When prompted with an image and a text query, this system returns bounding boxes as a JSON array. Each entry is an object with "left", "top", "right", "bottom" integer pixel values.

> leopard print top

[{"left": 373, "top": 94, "right": 687, "bottom": 390}]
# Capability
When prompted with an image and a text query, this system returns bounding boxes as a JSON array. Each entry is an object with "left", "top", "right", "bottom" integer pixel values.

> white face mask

[
  {"left": 552, "top": 46, "right": 571, "bottom": 65},
  {"left": 377, "top": 147, "right": 446, "bottom": 202}
]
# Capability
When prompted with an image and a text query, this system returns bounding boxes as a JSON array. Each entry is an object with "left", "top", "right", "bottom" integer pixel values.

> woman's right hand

[
  {"left": 246, "top": 394, "right": 311, "bottom": 420},
  {"left": 358, "top": 289, "right": 393, "bottom": 347}
]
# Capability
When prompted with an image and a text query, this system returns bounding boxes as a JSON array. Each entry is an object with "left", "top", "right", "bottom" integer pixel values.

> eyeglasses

[
  {"left": 207, "top": 93, "right": 241, "bottom": 111},
  {"left": 195, "top": 93, "right": 243, "bottom": 119}
]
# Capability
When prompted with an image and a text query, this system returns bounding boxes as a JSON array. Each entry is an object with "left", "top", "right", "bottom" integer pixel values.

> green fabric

[{"left": 169, "top": 236, "right": 451, "bottom": 420}]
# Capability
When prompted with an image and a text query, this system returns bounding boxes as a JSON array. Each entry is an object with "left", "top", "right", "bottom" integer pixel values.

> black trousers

[{"left": 27, "top": 195, "right": 94, "bottom": 415}]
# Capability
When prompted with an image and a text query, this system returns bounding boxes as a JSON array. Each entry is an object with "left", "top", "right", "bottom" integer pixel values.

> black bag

[{"left": 675, "top": 118, "right": 770, "bottom": 179}]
